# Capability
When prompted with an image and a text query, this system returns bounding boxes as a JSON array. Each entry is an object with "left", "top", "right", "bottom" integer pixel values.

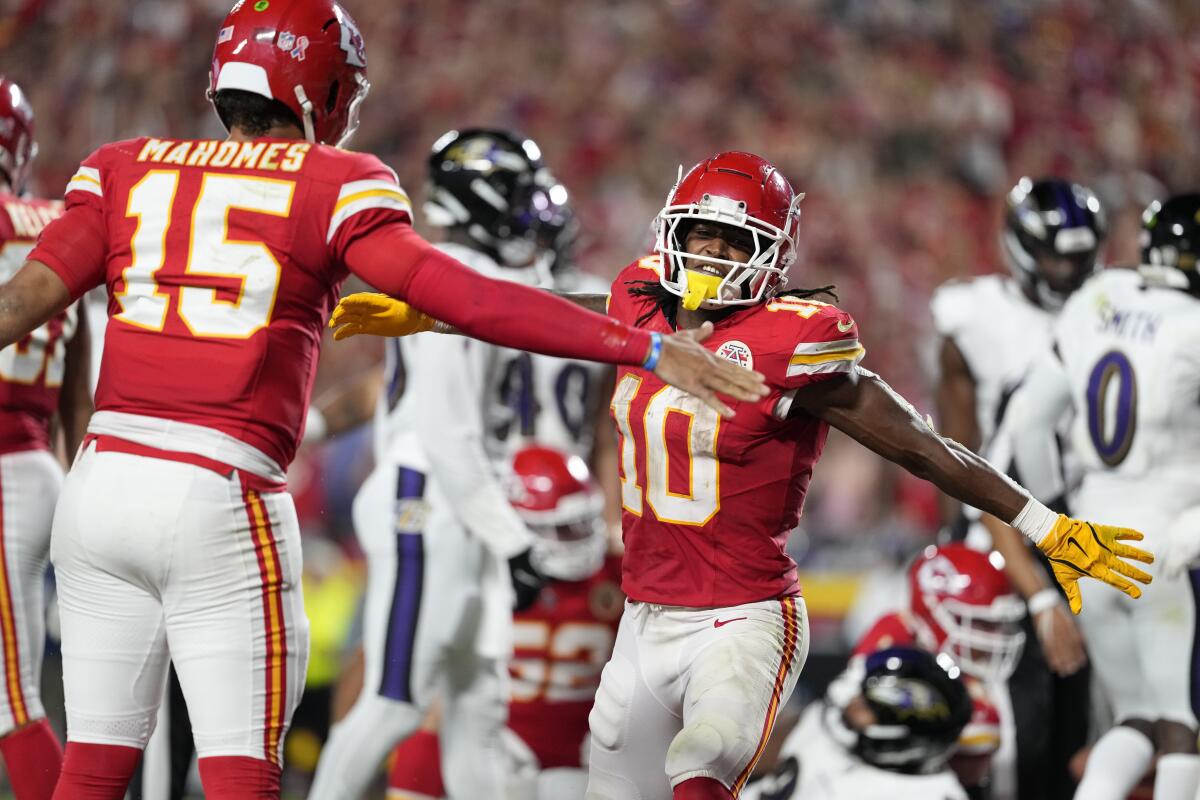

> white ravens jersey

[
  {"left": 930, "top": 274, "right": 1053, "bottom": 446},
  {"left": 1054, "top": 268, "right": 1200, "bottom": 518},
  {"left": 490, "top": 268, "right": 612, "bottom": 461},
  {"left": 742, "top": 701, "right": 967, "bottom": 800},
  {"left": 373, "top": 242, "right": 539, "bottom": 467}
]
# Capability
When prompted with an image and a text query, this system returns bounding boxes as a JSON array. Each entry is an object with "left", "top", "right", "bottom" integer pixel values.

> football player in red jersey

[
  {"left": 332, "top": 150, "right": 1154, "bottom": 800},
  {"left": 0, "top": 3, "right": 766, "bottom": 798},
  {"left": 0, "top": 76, "right": 92, "bottom": 800},
  {"left": 386, "top": 445, "right": 621, "bottom": 800}
]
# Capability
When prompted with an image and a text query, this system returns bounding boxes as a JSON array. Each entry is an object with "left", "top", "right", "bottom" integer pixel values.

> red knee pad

[
  {"left": 198, "top": 756, "right": 281, "bottom": 799},
  {"left": 673, "top": 776, "right": 734, "bottom": 800},
  {"left": 51, "top": 742, "right": 140, "bottom": 800},
  {"left": 0, "top": 719, "right": 63, "bottom": 800}
]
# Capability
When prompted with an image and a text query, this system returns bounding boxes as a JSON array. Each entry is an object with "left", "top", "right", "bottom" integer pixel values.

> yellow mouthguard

[{"left": 681, "top": 270, "right": 724, "bottom": 310}]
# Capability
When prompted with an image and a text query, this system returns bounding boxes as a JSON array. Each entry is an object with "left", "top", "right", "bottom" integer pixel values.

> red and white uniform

[
  {"left": 29, "top": 136, "right": 420, "bottom": 763},
  {"left": 387, "top": 557, "right": 624, "bottom": 800},
  {"left": 587, "top": 257, "right": 864, "bottom": 799},
  {"left": 38, "top": 137, "right": 414, "bottom": 473},
  {"left": 609, "top": 258, "right": 863, "bottom": 607},
  {"left": 0, "top": 193, "right": 72, "bottom": 736}
]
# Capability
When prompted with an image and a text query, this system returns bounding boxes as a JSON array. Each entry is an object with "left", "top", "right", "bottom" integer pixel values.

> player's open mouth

[{"left": 692, "top": 264, "right": 725, "bottom": 277}]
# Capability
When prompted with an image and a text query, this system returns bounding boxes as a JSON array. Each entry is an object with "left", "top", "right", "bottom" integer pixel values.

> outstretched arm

[
  {"left": 791, "top": 368, "right": 1153, "bottom": 613},
  {"left": 794, "top": 368, "right": 1029, "bottom": 520},
  {"left": 335, "top": 238, "right": 765, "bottom": 416},
  {"left": 330, "top": 291, "right": 610, "bottom": 338}
]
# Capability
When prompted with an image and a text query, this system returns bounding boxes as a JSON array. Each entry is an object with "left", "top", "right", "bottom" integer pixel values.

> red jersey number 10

[
  {"left": 611, "top": 374, "right": 721, "bottom": 526},
  {"left": 116, "top": 170, "right": 293, "bottom": 338}
]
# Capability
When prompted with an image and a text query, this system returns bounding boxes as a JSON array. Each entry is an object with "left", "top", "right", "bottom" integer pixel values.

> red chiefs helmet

[
  {"left": 208, "top": 0, "right": 369, "bottom": 147},
  {"left": 908, "top": 544, "right": 1025, "bottom": 683},
  {"left": 507, "top": 446, "right": 606, "bottom": 582},
  {"left": 655, "top": 151, "right": 802, "bottom": 310},
  {"left": 0, "top": 77, "right": 36, "bottom": 193}
]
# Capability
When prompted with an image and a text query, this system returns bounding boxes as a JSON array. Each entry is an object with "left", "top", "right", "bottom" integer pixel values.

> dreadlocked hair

[{"left": 625, "top": 280, "right": 838, "bottom": 327}]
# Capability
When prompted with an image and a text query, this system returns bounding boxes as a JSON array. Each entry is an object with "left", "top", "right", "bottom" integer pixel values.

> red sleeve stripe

[
  {"left": 732, "top": 595, "right": 802, "bottom": 794},
  {"left": 243, "top": 487, "right": 288, "bottom": 765}
]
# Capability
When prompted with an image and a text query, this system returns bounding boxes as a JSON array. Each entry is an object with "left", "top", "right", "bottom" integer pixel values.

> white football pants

[
  {"left": 0, "top": 449, "right": 60, "bottom": 736},
  {"left": 586, "top": 596, "right": 808, "bottom": 799},
  {"left": 50, "top": 444, "right": 308, "bottom": 762}
]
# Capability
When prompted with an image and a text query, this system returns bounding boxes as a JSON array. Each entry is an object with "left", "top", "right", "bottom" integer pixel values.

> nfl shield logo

[{"left": 715, "top": 340, "right": 753, "bottom": 369}]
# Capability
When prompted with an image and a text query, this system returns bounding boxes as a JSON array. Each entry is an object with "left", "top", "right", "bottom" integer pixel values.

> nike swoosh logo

[
  {"left": 837, "top": 320, "right": 855, "bottom": 333},
  {"left": 1065, "top": 536, "right": 1090, "bottom": 561},
  {"left": 713, "top": 617, "right": 747, "bottom": 628}
]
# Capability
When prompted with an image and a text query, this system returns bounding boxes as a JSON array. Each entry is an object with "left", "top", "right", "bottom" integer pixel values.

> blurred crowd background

[{"left": 2, "top": 0, "right": 1198, "bottom": 786}]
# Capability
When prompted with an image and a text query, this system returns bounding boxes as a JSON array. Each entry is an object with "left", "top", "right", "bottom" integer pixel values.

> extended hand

[
  {"left": 329, "top": 292, "right": 437, "bottom": 341},
  {"left": 1037, "top": 516, "right": 1153, "bottom": 614},
  {"left": 655, "top": 322, "right": 768, "bottom": 418}
]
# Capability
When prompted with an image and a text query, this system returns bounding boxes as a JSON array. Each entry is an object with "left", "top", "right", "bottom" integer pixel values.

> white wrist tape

[
  {"left": 1027, "top": 587, "right": 1063, "bottom": 616},
  {"left": 1010, "top": 497, "right": 1058, "bottom": 543}
]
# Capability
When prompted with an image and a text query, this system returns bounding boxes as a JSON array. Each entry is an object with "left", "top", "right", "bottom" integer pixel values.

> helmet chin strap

[{"left": 293, "top": 85, "right": 317, "bottom": 144}]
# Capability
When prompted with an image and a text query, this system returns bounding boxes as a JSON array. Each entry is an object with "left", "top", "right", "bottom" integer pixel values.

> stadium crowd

[{"left": 1, "top": 0, "right": 1195, "bottom": 593}]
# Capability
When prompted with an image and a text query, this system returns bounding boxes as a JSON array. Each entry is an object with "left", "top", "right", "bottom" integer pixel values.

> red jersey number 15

[
  {"left": 611, "top": 374, "right": 721, "bottom": 526},
  {"left": 116, "top": 170, "right": 293, "bottom": 339}
]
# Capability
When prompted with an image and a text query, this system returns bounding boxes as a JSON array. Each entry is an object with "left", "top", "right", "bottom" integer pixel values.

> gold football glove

[
  {"left": 329, "top": 292, "right": 438, "bottom": 341},
  {"left": 1037, "top": 516, "right": 1154, "bottom": 614}
]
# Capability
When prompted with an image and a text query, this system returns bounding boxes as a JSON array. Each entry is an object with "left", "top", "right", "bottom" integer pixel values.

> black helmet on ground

[{"left": 852, "top": 647, "right": 973, "bottom": 774}]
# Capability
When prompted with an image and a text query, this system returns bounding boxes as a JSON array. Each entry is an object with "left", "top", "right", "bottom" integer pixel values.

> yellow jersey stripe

[
  {"left": 333, "top": 188, "right": 411, "bottom": 216},
  {"left": 788, "top": 346, "right": 865, "bottom": 366}
]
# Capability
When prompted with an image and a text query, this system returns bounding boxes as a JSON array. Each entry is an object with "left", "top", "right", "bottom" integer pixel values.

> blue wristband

[{"left": 641, "top": 332, "right": 663, "bottom": 371}]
